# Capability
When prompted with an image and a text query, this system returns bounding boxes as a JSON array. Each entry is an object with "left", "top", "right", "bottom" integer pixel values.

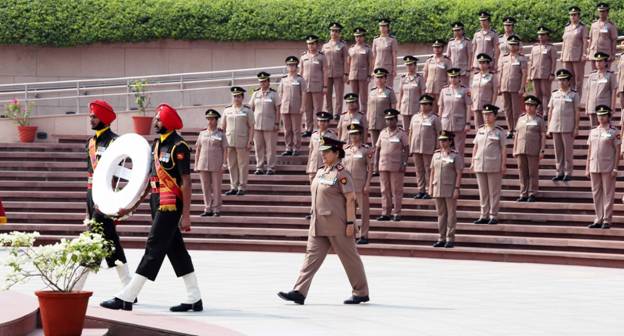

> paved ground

[{"left": 1, "top": 249, "right": 623, "bottom": 336}]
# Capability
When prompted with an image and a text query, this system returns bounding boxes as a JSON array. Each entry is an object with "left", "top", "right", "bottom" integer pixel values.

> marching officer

[
  {"left": 195, "top": 109, "right": 227, "bottom": 217},
  {"left": 586, "top": 105, "right": 620, "bottom": 229},
  {"left": 446, "top": 22, "right": 473, "bottom": 86},
  {"left": 588, "top": 3, "right": 618, "bottom": 69},
  {"left": 398, "top": 55, "right": 425, "bottom": 129},
  {"left": 337, "top": 93, "right": 368, "bottom": 144},
  {"left": 375, "top": 108, "right": 409, "bottom": 221},
  {"left": 528, "top": 26, "right": 557, "bottom": 117},
  {"left": 347, "top": 27, "right": 373, "bottom": 115},
  {"left": 560, "top": 6, "right": 588, "bottom": 97},
  {"left": 223, "top": 86, "right": 254, "bottom": 196},
  {"left": 439, "top": 68, "right": 472, "bottom": 156},
  {"left": 471, "top": 104, "right": 507, "bottom": 225},
  {"left": 250, "top": 71, "right": 280, "bottom": 175},
  {"left": 513, "top": 95, "right": 546, "bottom": 202},
  {"left": 343, "top": 124, "right": 374, "bottom": 244},
  {"left": 278, "top": 136, "right": 370, "bottom": 305},
  {"left": 429, "top": 131, "right": 463, "bottom": 248},
  {"left": 372, "top": 19, "right": 398, "bottom": 87},
  {"left": 102, "top": 104, "right": 202, "bottom": 312},
  {"left": 278, "top": 56, "right": 304, "bottom": 156},
  {"left": 323, "top": 22, "right": 348, "bottom": 120},
  {"left": 367, "top": 68, "right": 397, "bottom": 146},
  {"left": 409, "top": 94, "right": 442, "bottom": 199},
  {"left": 306, "top": 112, "right": 337, "bottom": 218},
  {"left": 584, "top": 52, "right": 617, "bottom": 128},
  {"left": 497, "top": 34, "right": 528, "bottom": 139},
  {"left": 471, "top": 53, "right": 498, "bottom": 128},
  {"left": 499, "top": 17, "right": 521, "bottom": 57},
  {"left": 547, "top": 69, "right": 580, "bottom": 182},
  {"left": 301, "top": 35, "right": 328, "bottom": 137},
  {"left": 472, "top": 11, "right": 499, "bottom": 72},
  {"left": 423, "top": 39, "right": 452, "bottom": 113}
]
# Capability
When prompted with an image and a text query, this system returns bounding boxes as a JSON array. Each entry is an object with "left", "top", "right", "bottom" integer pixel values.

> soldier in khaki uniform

[
  {"left": 409, "top": 95, "right": 442, "bottom": 199},
  {"left": 497, "top": 34, "right": 528, "bottom": 139},
  {"left": 471, "top": 104, "right": 507, "bottom": 225},
  {"left": 307, "top": 112, "right": 336, "bottom": 183},
  {"left": 430, "top": 131, "right": 463, "bottom": 248},
  {"left": 347, "top": 27, "right": 373, "bottom": 115},
  {"left": 372, "top": 19, "right": 398, "bottom": 88},
  {"left": 423, "top": 39, "right": 452, "bottom": 113},
  {"left": 323, "top": 22, "right": 349, "bottom": 120},
  {"left": 250, "top": 72, "right": 280, "bottom": 175},
  {"left": 560, "top": 6, "right": 588, "bottom": 97},
  {"left": 278, "top": 56, "right": 304, "bottom": 156},
  {"left": 375, "top": 109, "right": 409, "bottom": 221},
  {"left": 195, "top": 109, "right": 228, "bottom": 217},
  {"left": 446, "top": 22, "right": 473, "bottom": 86},
  {"left": 513, "top": 96, "right": 546, "bottom": 202},
  {"left": 278, "top": 136, "right": 369, "bottom": 305},
  {"left": 586, "top": 105, "right": 620, "bottom": 229},
  {"left": 301, "top": 35, "right": 328, "bottom": 137},
  {"left": 337, "top": 93, "right": 368, "bottom": 144},
  {"left": 398, "top": 55, "right": 425, "bottom": 128},
  {"left": 367, "top": 68, "right": 397, "bottom": 146},
  {"left": 343, "top": 124, "right": 374, "bottom": 244},
  {"left": 471, "top": 53, "right": 498, "bottom": 128},
  {"left": 548, "top": 69, "right": 581, "bottom": 181},
  {"left": 584, "top": 52, "right": 617, "bottom": 127},
  {"left": 222, "top": 86, "right": 254, "bottom": 196},
  {"left": 499, "top": 17, "right": 521, "bottom": 57},
  {"left": 588, "top": 3, "right": 618, "bottom": 69},
  {"left": 439, "top": 68, "right": 472, "bottom": 156},
  {"left": 472, "top": 11, "right": 500, "bottom": 72},
  {"left": 528, "top": 26, "right": 557, "bottom": 117}
]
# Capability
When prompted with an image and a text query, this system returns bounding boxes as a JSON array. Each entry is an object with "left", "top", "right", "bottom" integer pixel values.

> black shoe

[
  {"left": 588, "top": 222, "right": 602, "bottom": 229},
  {"left": 602, "top": 222, "right": 611, "bottom": 229},
  {"left": 291, "top": 151, "right": 298, "bottom": 156},
  {"left": 302, "top": 131, "right": 312, "bottom": 138},
  {"left": 372, "top": 172, "right": 379, "bottom": 177},
  {"left": 266, "top": 170, "right": 275, "bottom": 175},
  {"left": 391, "top": 215, "right": 401, "bottom": 222},
  {"left": 200, "top": 211, "right": 213, "bottom": 217},
  {"left": 344, "top": 295, "right": 370, "bottom": 304},
  {"left": 357, "top": 237, "right": 369, "bottom": 245},
  {"left": 433, "top": 240, "right": 446, "bottom": 248},
  {"left": 526, "top": 195, "right": 536, "bottom": 202},
  {"left": 280, "top": 150, "right": 293, "bottom": 156},
  {"left": 488, "top": 218, "right": 498, "bottom": 225},
  {"left": 421, "top": 193, "right": 431, "bottom": 200},
  {"left": 562, "top": 175, "right": 571, "bottom": 181},
  {"left": 170, "top": 300, "right": 203, "bottom": 312},
  {"left": 377, "top": 215, "right": 391, "bottom": 221},
  {"left": 506, "top": 132, "right": 514, "bottom": 139},
  {"left": 278, "top": 291, "right": 305, "bottom": 305},
  {"left": 304, "top": 214, "right": 312, "bottom": 220},
  {"left": 224, "top": 189, "right": 237, "bottom": 196},
  {"left": 444, "top": 241, "right": 455, "bottom": 248},
  {"left": 254, "top": 169, "right": 264, "bottom": 175},
  {"left": 552, "top": 175, "right": 564, "bottom": 181},
  {"left": 413, "top": 192, "right": 424, "bottom": 199},
  {"left": 516, "top": 196, "right": 528, "bottom": 202},
  {"left": 100, "top": 297, "right": 133, "bottom": 311},
  {"left": 473, "top": 218, "right": 488, "bottom": 224},
  {"left": 212, "top": 212, "right": 220, "bottom": 217},
  {"left": 334, "top": 114, "right": 340, "bottom": 121},
  {"left": 236, "top": 189, "right": 246, "bottom": 196}
]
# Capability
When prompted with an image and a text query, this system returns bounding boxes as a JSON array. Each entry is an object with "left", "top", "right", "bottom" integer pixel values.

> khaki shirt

[
  {"left": 588, "top": 20, "right": 618, "bottom": 58},
  {"left": 423, "top": 56, "right": 451, "bottom": 94},
  {"left": 306, "top": 129, "right": 337, "bottom": 174},
  {"left": 409, "top": 112, "right": 441, "bottom": 154},
  {"left": 376, "top": 127, "right": 408, "bottom": 172},
  {"left": 337, "top": 111, "right": 368, "bottom": 142},
  {"left": 310, "top": 162, "right": 355, "bottom": 237},
  {"left": 195, "top": 128, "right": 227, "bottom": 171},
  {"left": 617, "top": 54, "right": 624, "bottom": 94},
  {"left": 472, "top": 29, "right": 499, "bottom": 68},
  {"left": 498, "top": 54, "right": 528, "bottom": 92},
  {"left": 222, "top": 105, "right": 254, "bottom": 148},
  {"left": 472, "top": 126, "right": 506, "bottom": 173},
  {"left": 398, "top": 74, "right": 425, "bottom": 115},
  {"left": 470, "top": 72, "right": 497, "bottom": 110},
  {"left": 587, "top": 126, "right": 620, "bottom": 173},
  {"left": 301, "top": 52, "right": 327, "bottom": 93},
  {"left": 249, "top": 88, "right": 280, "bottom": 131},
  {"left": 372, "top": 36, "right": 398, "bottom": 70},
  {"left": 445, "top": 37, "right": 473, "bottom": 73},
  {"left": 342, "top": 144, "right": 374, "bottom": 191},
  {"left": 548, "top": 89, "right": 580, "bottom": 133},
  {"left": 430, "top": 150, "right": 463, "bottom": 198},
  {"left": 348, "top": 44, "right": 373, "bottom": 80},
  {"left": 584, "top": 71, "right": 616, "bottom": 115},
  {"left": 322, "top": 40, "right": 348, "bottom": 78},
  {"left": 278, "top": 74, "right": 304, "bottom": 114},
  {"left": 561, "top": 23, "right": 588, "bottom": 62},
  {"left": 439, "top": 86, "right": 471, "bottom": 132},
  {"left": 367, "top": 87, "right": 397, "bottom": 130},
  {"left": 528, "top": 43, "right": 557, "bottom": 80},
  {"left": 513, "top": 114, "right": 545, "bottom": 156}
]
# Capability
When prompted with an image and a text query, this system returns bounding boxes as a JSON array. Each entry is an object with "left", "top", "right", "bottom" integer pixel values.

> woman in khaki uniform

[
  {"left": 323, "top": 22, "right": 348, "bottom": 120},
  {"left": 513, "top": 95, "right": 546, "bottom": 202},
  {"left": 347, "top": 27, "right": 373, "bottom": 115},
  {"left": 301, "top": 35, "right": 328, "bottom": 137},
  {"left": 430, "top": 131, "right": 463, "bottom": 248},
  {"left": 584, "top": 52, "right": 617, "bottom": 128},
  {"left": 586, "top": 105, "right": 620, "bottom": 229},
  {"left": 472, "top": 11, "right": 500, "bottom": 72},
  {"left": 423, "top": 39, "right": 452, "bottom": 113},
  {"left": 499, "top": 17, "right": 520, "bottom": 57},
  {"left": 409, "top": 94, "right": 442, "bottom": 199},
  {"left": 588, "top": 3, "right": 618, "bottom": 68},
  {"left": 398, "top": 55, "right": 424, "bottom": 129},
  {"left": 446, "top": 22, "right": 472, "bottom": 86},
  {"left": 222, "top": 86, "right": 254, "bottom": 196},
  {"left": 278, "top": 136, "right": 369, "bottom": 305},
  {"left": 195, "top": 109, "right": 228, "bottom": 217},
  {"left": 471, "top": 104, "right": 507, "bottom": 225},
  {"left": 617, "top": 44, "right": 624, "bottom": 121},
  {"left": 471, "top": 53, "right": 497, "bottom": 128},
  {"left": 439, "top": 68, "right": 472, "bottom": 156},
  {"left": 337, "top": 93, "right": 368, "bottom": 144},
  {"left": 250, "top": 72, "right": 280, "bottom": 175},
  {"left": 528, "top": 27, "right": 557, "bottom": 117},
  {"left": 497, "top": 34, "right": 528, "bottom": 139},
  {"left": 372, "top": 19, "right": 398, "bottom": 88},
  {"left": 367, "top": 68, "right": 397, "bottom": 146},
  {"left": 560, "top": 6, "right": 588, "bottom": 97},
  {"left": 278, "top": 56, "right": 304, "bottom": 156}
]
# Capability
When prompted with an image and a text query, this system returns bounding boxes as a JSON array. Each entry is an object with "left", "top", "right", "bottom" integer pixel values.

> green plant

[
  {"left": 4, "top": 98, "right": 34, "bottom": 127},
  {"left": 129, "top": 79, "right": 150, "bottom": 115}
]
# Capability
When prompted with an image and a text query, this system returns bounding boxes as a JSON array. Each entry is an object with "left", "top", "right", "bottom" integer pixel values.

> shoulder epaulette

[
  {"left": 281, "top": 75, "right": 288, "bottom": 78},
  {"left": 318, "top": 51, "right": 325, "bottom": 55},
  {"left": 443, "top": 55, "right": 450, "bottom": 59},
  {"left": 341, "top": 111, "right": 348, "bottom": 115},
  {"left": 427, "top": 55, "right": 434, "bottom": 59},
  {"left": 370, "top": 87, "right": 377, "bottom": 91},
  {"left": 552, "top": 89, "right": 558, "bottom": 92},
  {"left": 434, "top": 149, "right": 441, "bottom": 153},
  {"left": 270, "top": 88, "right": 276, "bottom": 92},
  {"left": 571, "top": 89, "right": 577, "bottom": 92},
  {"left": 243, "top": 104, "right": 251, "bottom": 108},
  {"left": 225, "top": 104, "right": 232, "bottom": 108},
  {"left": 253, "top": 87, "right": 260, "bottom": 91},
  {"left": 336, "top": 164, "right": 344, "bottom": 171},
  {"left": 401, "top": 74, "right": 406, "bottom": 78}
]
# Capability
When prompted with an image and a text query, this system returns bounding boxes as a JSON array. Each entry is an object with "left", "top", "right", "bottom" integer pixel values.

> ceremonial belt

[
  {"left": 87, "top": 138, "right": 98, "bottom": 189},
  {"left": 153, "top": 141, "right": 183, "bottom": 212}
]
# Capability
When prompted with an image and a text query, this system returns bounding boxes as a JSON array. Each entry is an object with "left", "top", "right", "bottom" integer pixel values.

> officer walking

[
  {"left": 446, "top": 22, "right": 473, "bottom": 86},
  {"left": 560, "top": 6, "right": 588, "bottom": 97},
  {"left": 409, "top": 95, "right": 442, "bottom": 199},
  {"left": 323, "top": 22, "right": 348, "bottom": 120},
  {"left": 367, "top": 68, "right": 397, "bottom": 146},
  {"left": 337, "top": 93, "right": 368, "bottom": 143},
  {"left": 423, "top": 39, "right": 452, "bottom": 113},
  {"left": 278, "top": 56, "right": 304, "bottom": 156},
  {"left": 513, "top": 96, "right": 545, "bottom": 202},
  {"left": 398, "top": 55, "right": 425, "bottom": 129},
  {"left": 497, "top": 35, "right": 528, "bottom": 139},
  {"left": 471, "top": 53, "right": 498, "bottom": 128},
  {"left": 528, "top": 26, "right": 557, "bottom": 117},
  {"left": 250, "top": 72, "right": 280, "bottom": 175},
  {"left": 439, "top": 68, "right": 472, "bottom": 156},
  {"left": 195, "top": 109, "right": 227, "bottom": 217},
  {"left": 584, "top": 52, "right": 617, "bottom": 128},
  {"left": 301, "top": 35, "right": 328, "bottom": 137},
  {"left": 372, "top": 19, "right": 398, "bottom": 87},
  {"left": 223, "top": 86, "right": 254, "bottom": 196},
  {"left": 347, "top": 27, "right": 373, "bottom": 116}
]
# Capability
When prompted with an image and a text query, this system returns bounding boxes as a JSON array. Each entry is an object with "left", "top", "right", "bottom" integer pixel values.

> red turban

[
  {"left": 156, "top": 104, "right": 183, "bottom": 130},
  {"left": 89, "top": 100, "right": 116, "bottom": 125}
]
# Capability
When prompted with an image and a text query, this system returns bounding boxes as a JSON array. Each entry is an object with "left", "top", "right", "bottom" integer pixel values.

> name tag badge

[
  {"left": 354, "top": 153, "right": 364, "bottom": 159},
  {"left": 378, "top": 93, "right": 387, "bottom": 98},
  {"left": 526, "top": 121, "right": 538, "bottom": 126},
  {"left": 210, "top": 135, "right": 222, "bottom": 141},
  {"left": 319, "top": 177, "right": 337, "bottom": 185},
  {"left": 291, "top": 81, "right": 300, "bottom": 86},
  {"left": 455, "top": 93, "right": 463, "bottom": 99},
  {"left": 602, "top": 133, "right": 613, "bottom": 138},
  {"left": 443, "top": 157, "right": 455, "bottom": 163},
  {"left": 359, "top": 50, "right": 367, "bottom": 54},
  {"left": 485, "top": 36, "right": 492, "bottom": 41},
  {"left": 542, "top": 49, "right": 548, "bottom": 54},
  {"left": 160, "top": 153, "right": 171, "bottom": 163},
  {"left": 488, "top": 135, "right": 500, "bottom": 140},
  {"left": 457, "top": 43, "right": 465, "bottom": 49},
  {"left": 564, "top": 97, "right": 573, "bottom": 102},
  {"left": 312, "top": 60, "right": 320, "bottom": 65},
  {"left": 236, "top": 112, "right": 247, "bottom": 117},
  {"left": 512, "top": 61, "right": 521, "bottom": 66},
  {"left": 436, "top": 63, "right": 446, "bottom": 69},
  {"left": 601, "top": 27, "right": 609, "bottom": 33},
  {"left": 263, "top": 98, "right": 273, "bottom": 103},
  {"left": 335, "top": 46, "right": 341, "bottom": 51},
  {"left": 422, "top": 121, "right": 432, "bottom": 126},
  {"left": 598, "top": 79, "right": 608, "bottom": 84},
  {"left": 96, "top": 146, "right": 106, "bottom": 155},
  {"left": 352, "top": 119, "right": 361, "bottom": 124},
  {"left": 389, "top": 137, "right": 401, "bottom": 143}
]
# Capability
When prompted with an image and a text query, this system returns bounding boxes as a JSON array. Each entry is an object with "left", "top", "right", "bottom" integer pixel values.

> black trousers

[{"left": 87, "top": 190, "right": 127, "bottom": 268}]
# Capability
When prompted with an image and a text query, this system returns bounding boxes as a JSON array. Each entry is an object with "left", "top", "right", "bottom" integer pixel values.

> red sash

[
  {"left": 87, "top": 138, "right": 98, "bottom": 189},
  {"left": 153, "top": 142, "right": 183, "bottom": 211}
]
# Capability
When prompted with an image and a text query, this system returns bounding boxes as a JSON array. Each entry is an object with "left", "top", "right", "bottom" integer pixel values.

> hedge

[{"left": 0, "top": 0, "right": 621, "bottom": 47}]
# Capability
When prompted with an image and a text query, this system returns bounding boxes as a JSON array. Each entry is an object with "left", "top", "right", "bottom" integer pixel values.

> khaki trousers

[
  {"left": 254, "top": 130, "right": 277, "bottom": 170},
  {"left": 532, "top": 79, "right": 552, "bottom": 116},
  {"left": 227, "top": 147, "right": 249, "bottom": 190},
  {"left": 588, "top": 114, "right": 598, "bottom": 128},
  {"left": 350, "top": 80, "right": 369, "bottom": 114},
  {"left": 282, "top": 114, "right": 302, "bottom": 152},
  {"left": 502, "top": 92, "right": 522, "bottom": 132},
  {"left": 355, "top": 191, "right": 371, "bottom": 237},
  {"left": 452, "top": 130, "right": 467, "bottom": 157},
  {"left": 476, "top": 172, "right": 502, "bottom": 218},
  {"left": 590, "top": 172, "right": 616, "bottom": 224},
  {"left": 473, "top": 109, "right": 484, "bottom": 128},
  {"left": 303, "top": 92, "right": 323, "bottom": 132},
  {"left": 516, "top": 155, "right": 539, "bottom": 197},
  {"left": 199, "top": 171, "right": 223, "bottom": 212},
  {"left": 561, "top": 61, "right": 585, "bottom": 98},
  {"left": 434, "top": 197, "right": 457, "bottom": 242},
  {"left": 326, "top": 77, "right": 345, "bottom": 117},
  {"left": 401, "top": 115, "right": 413, "bottom": 130},
  {"left": 369, "top": 130, "right": 380, "bottom": 147},
  {"left": 379, "top": 171, "right": 405, "bottom": 216},
  {"left": 552, "top": 132, "right": 574, "bottom": 176},
  {"left": 413, "top": 154, "right": 432, "bottom": 193}
]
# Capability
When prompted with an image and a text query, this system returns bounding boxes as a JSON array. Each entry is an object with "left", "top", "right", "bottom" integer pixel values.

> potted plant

[
  {"left": 5, "top": 98, "right": 37, "bottom": 143},
  {"left": 129, "top": 79, "right": 153, "bottom": 135},
  {"left": 0, "top": 219, "right": 112, "bottom": 336}
]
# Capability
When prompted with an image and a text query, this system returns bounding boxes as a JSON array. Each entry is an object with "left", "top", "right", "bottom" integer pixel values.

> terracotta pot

[
  {"left": 132, "top": 115, "right": 153, "bottom": 135},
  {"left": 17, "top": 125, "right": 38, "bottom": 143},
  {"left": 35, "top": 290, "right": 92, "bottom": 336}
]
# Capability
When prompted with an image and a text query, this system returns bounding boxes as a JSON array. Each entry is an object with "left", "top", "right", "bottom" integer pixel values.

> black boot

[
  {"left": 432, "top": 240, "right": 446, "bottom": 248},
  {"left": 278, "top": 290, "right": 305, "bottom": 305},
  {"left": 357, "top": 237, "right": 369, "bottom": 245},
  {"left": 224, "top": 189, "right": 237, "bottom": 195},
  {"left": 473, "top": 218, "right": 488, "bottom": 224},
  {"left": 200, "top": 211, "right": 213, "bottom": 217},
  {"left": 100, "top": 297, "right": 133, "bottom": 311},
  {"left": 344, "top": 295, "right": 370, "bottom": 304},
  {"left": 588, "top": 222, "right": 602, "bottom": 229},
  {"left": 170, "top": 299, "right": 203, "bottom": 312},
  {"left": 377, "top": 215, "right": 391, "bottom": 221}
]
